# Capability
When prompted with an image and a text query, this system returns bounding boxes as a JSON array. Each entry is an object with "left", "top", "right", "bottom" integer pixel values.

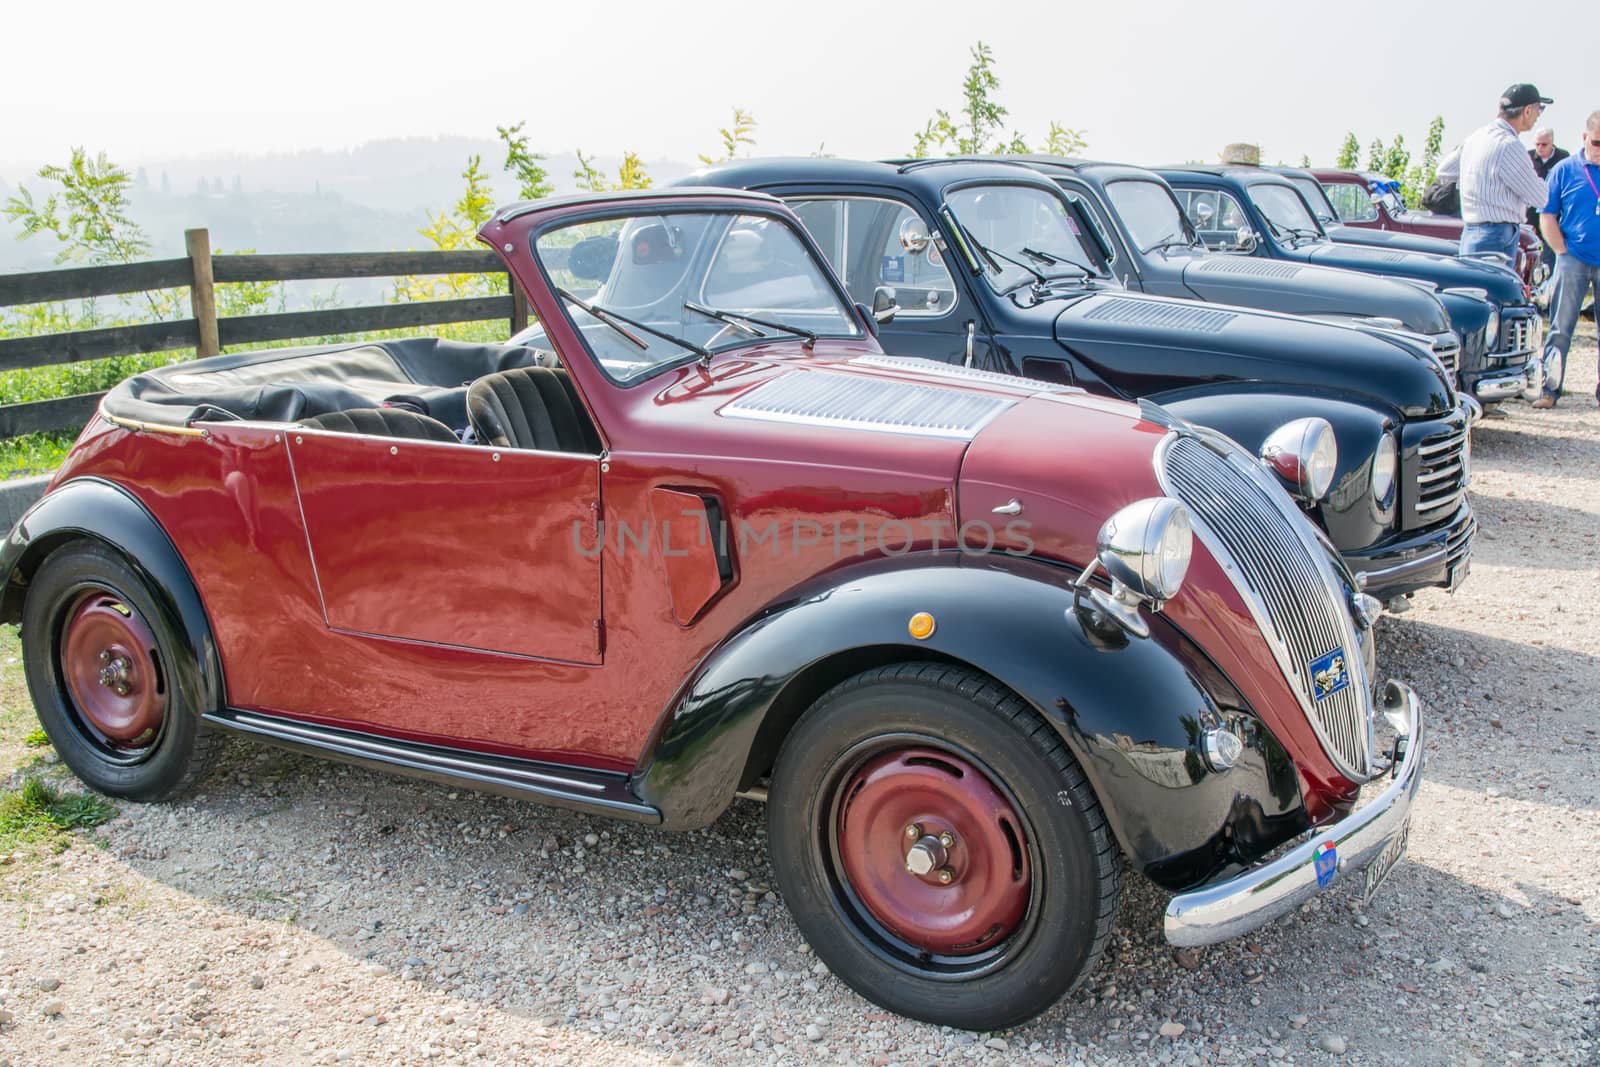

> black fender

[
  {"left": 1155, "top": 388, "right": 1394, "bottom": 556},
  {"left": 632, "top": 552, "right": 1306, "bottom": 890},
  {"left": 0, "top": 477, "right": 225, "bottom": 719}
]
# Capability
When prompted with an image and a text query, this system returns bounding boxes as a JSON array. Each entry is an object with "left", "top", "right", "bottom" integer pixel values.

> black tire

[
  {"left": 767, "top": 662, "right": 1119, "bottom": 1030},
  {"left": 21, "top": 540, "right": 222, "bottom": 802}
]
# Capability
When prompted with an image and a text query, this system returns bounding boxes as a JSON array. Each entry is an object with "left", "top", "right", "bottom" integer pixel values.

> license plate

[
  {"left": 1361, "top": 820, "right": 1409, "bottom": 905},
  {"left": 1447, "top": 559, "right": 1469, "bottom": 592}
]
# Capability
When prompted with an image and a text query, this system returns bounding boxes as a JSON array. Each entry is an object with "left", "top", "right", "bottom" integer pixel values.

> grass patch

[
  {"left": 0, "top": 776, "right": 115, "bottom": 851},
  {"left": 0, "top": 431, "right": 74, "bottom": 480},
  {"left": 23, "top": 728, "right": 48, "bottom": 747}
]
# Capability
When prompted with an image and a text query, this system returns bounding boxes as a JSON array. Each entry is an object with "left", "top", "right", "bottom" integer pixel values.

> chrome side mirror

[
  {"left": 1233, "top": 228, "right": 1258, "bottom": 253},
  {"left": 899, "top": 217, "right": 933, "bottom": 255},
  {"left": 1194, "top": 202, "right": 1215, "bottom": 227}
]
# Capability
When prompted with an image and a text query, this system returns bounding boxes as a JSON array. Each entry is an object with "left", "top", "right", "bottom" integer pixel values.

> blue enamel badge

[
  {"left": 1314, "top": 841, "right": 1338, "bottom": 888},
  {"left": 1309, "top": 648, "right": 1350, "bottom": 702}
]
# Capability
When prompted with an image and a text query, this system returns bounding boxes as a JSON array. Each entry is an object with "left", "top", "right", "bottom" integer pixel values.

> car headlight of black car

[
  {"left": 1485, "top": 307, "right": 1500, "bottom": 349},
  {"left": 1259, "top": 417, "right": 1337, "bottom": 503},
  {"left": 1371, "top": 432, "right": 1397, "bottom": 512}
]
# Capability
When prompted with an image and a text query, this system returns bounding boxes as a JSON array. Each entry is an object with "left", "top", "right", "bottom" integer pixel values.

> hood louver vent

[
  {"left": 849, "top": 355, "right": 1074, "bottom": 394},
  {"left": 1194, "top": 258, "right": 1304, "bottom": 280},
  {"left": 1082, "top": 298, "right": 1237, "bottom": 334},
  {"left": 721, "top": 371, "right": 1013, "bottom": 439}
]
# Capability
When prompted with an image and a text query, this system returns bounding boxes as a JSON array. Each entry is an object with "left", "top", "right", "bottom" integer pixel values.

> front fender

[
  {"left": 0, "top": 477, "right": 225, "bottom": 718},
  {"left": 632, "top": 552, "right": 1307, "bottom": 889},
  {"left": 1155, "top": 389, "right": 1393, "bottom": 555}
]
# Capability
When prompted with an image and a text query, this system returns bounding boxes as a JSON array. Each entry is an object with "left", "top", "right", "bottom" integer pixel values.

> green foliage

[
  {"left": 1336, "top": 132, "right": 1360, "bottom": 169},
  {"left": 1300, "top": 153, "right": 1311, "bottom": 168},
  {"left": 497, "top": 122, "right": 554, "bottom": 201},
  {"left": 615, "top": 152, "right": 652, "bottom": 190},
  {"left": 908, "top": 42, "right": 1085, "bottom": 159},
  {"left": 572, "top": 150, "right": 608, "bottom": 193},
  {"left": 396, "top": 155, "right": 501, "bottom": 302},
  {"left": 0, "top": 432, "right": 75, "bottom": 480},
  {"left": 23, "top": 728, "right": 49, "bottom": 747},
  {"left": 699, "top": 108, "right": 758, "bottom": 165},
  {"left": 1381, "top": 135, "right": 1410, "bottom": 180},
  {"left": 2, "top": 149, "right": 149, "bottom": 267},
  {"left": 1366, "top": 139, "right": 1384, "bottom": 172},
  {"left": 0, "top": 776, "right": 116, "bottom": 851}
]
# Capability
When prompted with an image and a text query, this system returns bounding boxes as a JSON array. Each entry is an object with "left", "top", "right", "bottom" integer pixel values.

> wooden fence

[{"left": 0, "top": 229, "right": 532, "bottom": 438}]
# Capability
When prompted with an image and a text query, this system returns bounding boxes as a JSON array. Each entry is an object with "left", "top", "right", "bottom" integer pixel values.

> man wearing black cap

[{"left": 1457, "top": 84, "right": 1555, "bottom": 268}]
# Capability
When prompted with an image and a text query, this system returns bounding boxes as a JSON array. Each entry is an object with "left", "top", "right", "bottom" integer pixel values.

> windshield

[
  {"left": 1248, "top": 183, "right": 1323, "bottom": 239},
  {"left": 531, "top": 210, "right": 860, "bottom": 383},
  {"left": 945, "top": 184, "right": 1099, "bottom": 293},
  {"left": 1287, "top": 176, "right": 1340, "bottom": 225},
  {"left": 1105, "top": 179, "right": 1195, "bottom": 253}
]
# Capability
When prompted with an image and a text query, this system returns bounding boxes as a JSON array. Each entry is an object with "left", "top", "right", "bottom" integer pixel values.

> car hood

[
  {"left": 1299, "top": 241, "right": 1525, "bottom": 305},
  {"left": 1047, "top": 290, "right": 1455, "bottom": 417},
  {"left": 1326, "top": 224, "right": 1460, "bottom": 257},
  {"left": 1176, "top": 256, "right": 1450, "bottom": 334}
]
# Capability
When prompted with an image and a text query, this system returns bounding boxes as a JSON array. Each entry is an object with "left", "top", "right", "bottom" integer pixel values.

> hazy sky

[{"left": 5, "top": 0, "right": 1593, "bottom": 175}]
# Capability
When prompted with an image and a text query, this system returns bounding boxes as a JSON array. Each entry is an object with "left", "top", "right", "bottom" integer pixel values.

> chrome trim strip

[
  {"left": 1356, "top": 546, "right": 1449, "bottom": 584},
  {"left": 1165, "top": 681, "right": 1425, "bottom": 947},
  {"left": 1474, "top": 371, "right": 1530, "bottom": 401},
  {"left": 225, "top": 711, "right": 606, "bottom": 793}
]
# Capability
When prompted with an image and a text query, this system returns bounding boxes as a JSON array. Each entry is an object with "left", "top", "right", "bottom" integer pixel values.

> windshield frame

[
  {"left": 940, "top": 178, "right": 1111, "bottom": 296},
  {"left": 1244, "top": 178, "right": 1327, "bottom": 242},
  {"left": 1286, "top": 175, "right": 1341, "bottom": 226},
  {"left": 1102, "top": 176, "right": 1200, "bottom": 255},
  {"left": 523, "top": 204, "right": 865, "bottom": 387}
]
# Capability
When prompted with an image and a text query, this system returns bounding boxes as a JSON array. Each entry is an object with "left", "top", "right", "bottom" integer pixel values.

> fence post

[
  {"left": 186, "top": 228, "right": 219, "bottom": 359},
  {"left": 510, "top": 273, "right": 530, "bottom": 336}
]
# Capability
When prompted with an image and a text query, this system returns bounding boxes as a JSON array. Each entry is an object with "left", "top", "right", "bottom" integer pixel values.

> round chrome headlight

[
  {"left": 1096, "top": 497, "right": 1193, "bottom": 603},
  {"left": 1371, "top": 432, "right": 1397, "bottom": 509},
  {"left": 1485, "top": 307, "right": 1500, "bottom": 348},
  {"left": 1260, "top": 417, "right": 1338, "bottom": 502}
]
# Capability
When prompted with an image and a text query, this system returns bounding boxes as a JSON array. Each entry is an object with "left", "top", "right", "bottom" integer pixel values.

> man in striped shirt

[{"left": 1455, "top": 84, "right": 1554, "bottom": 267}]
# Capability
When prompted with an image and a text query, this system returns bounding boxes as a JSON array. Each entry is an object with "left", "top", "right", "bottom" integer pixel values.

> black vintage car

[
  {"left": 994, "top": 156, "right": 1479, "bottom": 383},
  {"left": 686, "top": 158, "right": 1475, "bottom": 603},
  {"left": 1159, "top": 164, "right": 1542, "bottom": 405}
]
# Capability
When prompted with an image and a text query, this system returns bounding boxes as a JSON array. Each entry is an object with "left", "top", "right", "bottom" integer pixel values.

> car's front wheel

[
  {"left": 767, "top": 663, "right": 1120, "bottom": 1030},
  {"left": 22, "top": 540, "right": 221, "bottom": 802}
]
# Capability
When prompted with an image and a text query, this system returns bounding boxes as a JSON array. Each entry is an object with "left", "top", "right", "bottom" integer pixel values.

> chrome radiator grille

[
  {"left": 1415, "top": 425, "right": 1468, "bottom": 523},
  {"left": 1430, "top": 333, "right": 1461, "bottom": 378},
  {"left": 1162, "top": 436, "right": 1371, "bottom": 778},
  {"left": 1500, "top": 314, "right": 1537, "bottom": 356}
]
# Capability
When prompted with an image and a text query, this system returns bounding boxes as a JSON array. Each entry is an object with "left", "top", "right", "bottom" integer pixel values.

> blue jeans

[
  {"left": 1460, "top": 222, "right": 1520, "bottom": 266},
  {"left": 1540, "top": 252, "right": 1600, "bottom": 401}
]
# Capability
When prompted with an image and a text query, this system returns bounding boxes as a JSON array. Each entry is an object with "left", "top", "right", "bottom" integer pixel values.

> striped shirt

[{"left": 1456, "top": 119, "right": 1550, "bottom": 224}]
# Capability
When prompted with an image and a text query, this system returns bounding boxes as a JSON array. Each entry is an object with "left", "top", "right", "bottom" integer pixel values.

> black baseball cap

[{"left": 1501, "top": 84, "right": 1553, "bottom": 109}]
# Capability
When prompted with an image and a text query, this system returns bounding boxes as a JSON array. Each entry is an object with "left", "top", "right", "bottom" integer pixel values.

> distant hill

[{"left": 0, "top": 136, "right": 699, "bottom": 277}]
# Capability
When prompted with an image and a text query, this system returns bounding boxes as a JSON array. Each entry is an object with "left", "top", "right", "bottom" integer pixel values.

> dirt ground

[{"left": 0, "top": 329, "right": 1596, "bottom": 1067}]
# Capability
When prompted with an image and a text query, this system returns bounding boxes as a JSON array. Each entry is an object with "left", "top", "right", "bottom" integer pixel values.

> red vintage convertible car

[
  {"left": 1308, "top": 167, "right": 1541, "bottom": 286},
  {"left": 2, "top": 188, "right": 1422, "bottom": 1029}
]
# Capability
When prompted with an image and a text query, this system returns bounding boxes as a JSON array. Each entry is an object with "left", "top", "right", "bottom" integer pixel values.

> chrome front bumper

[
  {"left": 1474, "top": 357, "right": 1543, "bottom": 401},
  {"left": 1164, "top": 680, "right": 1425, "bottom": 947}
]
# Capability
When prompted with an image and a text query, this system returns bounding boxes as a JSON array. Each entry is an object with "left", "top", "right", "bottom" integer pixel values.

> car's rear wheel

[
  {"left": 767, "top": 663, "right": 1119, "bottom": 1030},
  {"left": 22, "top": 540, "right": 220, "bottom": 802}
]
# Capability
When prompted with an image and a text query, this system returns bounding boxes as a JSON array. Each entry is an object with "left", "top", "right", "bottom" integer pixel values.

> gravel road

[{"left": 1, "top": 339, "right": 1597, "bottom": 1067}]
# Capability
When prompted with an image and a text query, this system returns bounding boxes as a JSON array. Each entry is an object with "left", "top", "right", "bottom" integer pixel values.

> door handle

[{"left": 964, "top": 320, "right": 976, "bottom": 367}]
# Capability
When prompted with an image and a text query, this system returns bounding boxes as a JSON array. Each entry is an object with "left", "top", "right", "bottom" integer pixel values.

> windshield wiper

[
  {"left": 558, "top": 288, "right": 712, "bottom": 365},
  {"left": 684, "top": 301, "right": 817, "bottom": 349},
  {"left": 966, "top": 237, "right": 1057, "bottom": 296},
  {"left": 1282, "top": 225, "right": 1323, "bottom": 243},
  {"left": 1149, "top": 236, "right": 1199, "bottom": 256}
]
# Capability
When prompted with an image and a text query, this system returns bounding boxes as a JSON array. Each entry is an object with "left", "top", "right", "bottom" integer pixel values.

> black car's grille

[
  {"left": 1498, "top": 313, "right": 1538, "bottom": 356},
  {"left": 1414, "top": 424, "right": 1468, "bottom": 524},
  {"left": 1162, "top": 436, "right": 1371, "bottom": 779},
  {"left": 1431, "top": 332, "right": 1461, "bottom": 379}
]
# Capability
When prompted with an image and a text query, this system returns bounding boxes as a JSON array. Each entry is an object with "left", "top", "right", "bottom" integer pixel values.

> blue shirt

[{"left": 1543, "top": 154, "right": 1600, "bottom": 266}]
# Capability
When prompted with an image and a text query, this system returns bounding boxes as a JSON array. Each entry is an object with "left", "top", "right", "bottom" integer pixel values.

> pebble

[
  {"left": 1495, "top": 901, "right": 1516, "bottom": 919},
  {"left": 248, "top": 975, "right": 265, "bottom": 989},
  {"left": 40, "top": 999, "right": 64, "bottom": 1017},
  {"left": 806, "top": 1024, "right": 824, "bottom": 1042},
  {"left": 34, "top": 977, "right": 60, "bottom": 992},
  {"left": 1318, "top": 1034, "right": 1348, "bottom": 1055},
  {"left": 1159, "top": 1022, "right": 1186, "bottom": 1038},
  {"left": 1288, "top": 1014, "right": 1309, "bottom": 1030}
]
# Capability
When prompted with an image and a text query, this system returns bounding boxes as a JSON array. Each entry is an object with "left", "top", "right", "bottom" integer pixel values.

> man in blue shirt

[{"left": 1534, "top": 110, "right": 1600, "bottom": 407}]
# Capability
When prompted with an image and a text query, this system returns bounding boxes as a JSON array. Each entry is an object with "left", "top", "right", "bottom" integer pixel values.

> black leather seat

[
  {"left": 466, "top": 367, "right": 600, "bottom": 453},
  {"left": 298, "top": 407, "right": 458, "bottom": 443}
]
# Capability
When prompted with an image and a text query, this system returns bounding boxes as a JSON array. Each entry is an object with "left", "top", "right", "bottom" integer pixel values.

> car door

[
  {"left": 782, "top": 191, "right": 1000, "bottom": 368},
  {"left": 288, "top": 430, "right": 603, "bottom": 665}
]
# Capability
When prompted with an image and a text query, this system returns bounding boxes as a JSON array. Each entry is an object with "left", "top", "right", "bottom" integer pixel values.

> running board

[{"left": 204, "top": 709, "right": 662, "bottom": 824}]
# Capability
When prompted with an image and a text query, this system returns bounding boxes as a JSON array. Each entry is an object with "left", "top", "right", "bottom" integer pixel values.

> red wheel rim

[
  {"left": 835, "top": 747, "right": 1031, "bottom": 956},
  {"left": 59, "top": 590, "right": 166, "bottom": 751}
]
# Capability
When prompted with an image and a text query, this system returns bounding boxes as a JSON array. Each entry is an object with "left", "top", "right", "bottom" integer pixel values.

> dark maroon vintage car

[
  {"left": 1308, "top": 168, "right": 1541, "bottom": 286},
  {"left": 3, "top": 188, "right": 1422, "bottom": 1029}
]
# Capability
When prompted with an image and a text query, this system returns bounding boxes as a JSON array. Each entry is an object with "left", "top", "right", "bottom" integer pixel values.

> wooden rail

[{"left": 0, "top": 230, "right": 530, "bottom": 438}]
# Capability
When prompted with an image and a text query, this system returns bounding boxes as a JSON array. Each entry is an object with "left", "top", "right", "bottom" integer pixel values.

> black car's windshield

[
  {"left": 1287, "top": 176, "right": 1341, "bottom": 226},
  {"left": 1104, "top": 179, "right": 1198, "bottom": 254},
  {"left": 530, "top": 210, "right": 860, "bottom": 383},
  {"left": 945, "top": 184, "right": 1099, "bottom": 294},
  {"left": 1248, "top": 183, "right": 1325, "bottom": 243}
]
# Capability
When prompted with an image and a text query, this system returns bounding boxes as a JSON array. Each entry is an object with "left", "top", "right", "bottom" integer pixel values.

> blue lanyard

[{"left": 1584, "top": 162, "right": 1600, "bottom": 214}]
